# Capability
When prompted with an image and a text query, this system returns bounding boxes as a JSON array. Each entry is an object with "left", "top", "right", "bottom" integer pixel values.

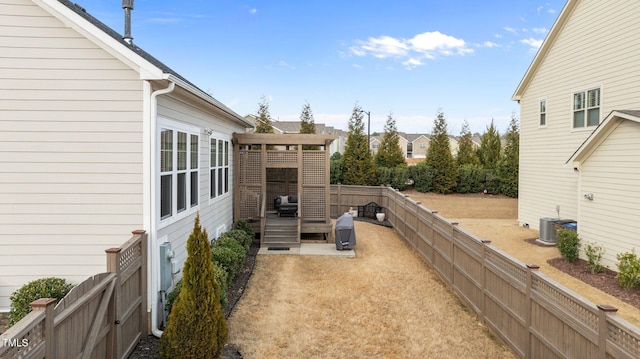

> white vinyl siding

[
  {"left": 578, "top": 120, "right": 640, "bottom": 268},
  {"left": 156, "top": 96, "right": 244, "bottom": 282},
  {"left": 0, "top": 1, "right": 144, "bottom": 310},
  {"left": 517, "top": 0, "right": 640, "bottom": 232}
]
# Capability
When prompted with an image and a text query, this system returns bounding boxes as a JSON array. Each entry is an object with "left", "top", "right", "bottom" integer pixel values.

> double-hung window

[
  {"left": 573, "top": 88, "right": 600, "bottom": 128},
  {"left": 160, "top": 125, "right": 199, "bottom": 221},
  {"left": 210, "top": 137, "right": 230, "bottom": 199},
  {"left": 539, "top": 99, "right": 546, "bottom": 126}
]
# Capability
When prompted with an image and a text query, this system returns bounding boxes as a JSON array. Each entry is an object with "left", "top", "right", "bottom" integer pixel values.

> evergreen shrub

[
  {"left": 8, "top": 277, "right": 75, "bottom": 328},
  {"left": 556, "top": 228, "right": 581, "bottom": 262},
  {"left": 457, "top": 164, "right": 484, "bottom": 193},
  {"left": 409, "top": 162, "right": 435, "bottom": 193},
  {"left": 160, "top": 214, "right": 227, "bottom": 358}
]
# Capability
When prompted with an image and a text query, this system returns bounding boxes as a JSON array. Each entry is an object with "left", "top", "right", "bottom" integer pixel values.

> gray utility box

[
  {"left": 335, "top": 213, "right": 356, "bottom": 250},
  {"left": 538, "top": 217, "right": 576, "bottom": 245}
]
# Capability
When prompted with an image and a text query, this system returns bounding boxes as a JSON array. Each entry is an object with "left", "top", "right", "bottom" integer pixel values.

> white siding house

[
  {"left": 0, "top": 0, "right": 252, "bottom": 335},
  {"left": 513, "top": 0, "right": 640, "bottom": 267}
]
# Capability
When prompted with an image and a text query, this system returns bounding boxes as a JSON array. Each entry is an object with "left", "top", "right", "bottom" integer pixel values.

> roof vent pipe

[{"left": 122, "top": 0, "right": 134, "bottom": 44}]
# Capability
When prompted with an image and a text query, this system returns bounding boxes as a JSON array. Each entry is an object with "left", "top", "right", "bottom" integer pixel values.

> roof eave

[{"left": 512, "top": 0, "right": 578, "bottom": 101}]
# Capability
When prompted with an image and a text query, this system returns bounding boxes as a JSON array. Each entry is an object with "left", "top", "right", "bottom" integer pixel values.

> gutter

[{"left": 149, "top": 81, "right": 175, "bottom": 338}]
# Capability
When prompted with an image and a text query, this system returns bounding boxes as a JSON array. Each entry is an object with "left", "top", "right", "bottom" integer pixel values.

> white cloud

[
  {"left": 279, "top": 60, "right": 296, "bottom": 69},
  {"left": 503, "top": 27, "right": 518, "bottom": 34},
  {"left": 532, "top": 27, "right": 547, "bottom": 34},
  {"left": 249, "top": 8, "right": 257, "bottom": 15},
  {"left": 477, "top": 41, "right": 500, "bottom": 48},
  {"left": 521, "top": 37, "right": 543, "bottom": 50},
  {"left": 350, "top": 31, "right": 472, "bottom": 68}
]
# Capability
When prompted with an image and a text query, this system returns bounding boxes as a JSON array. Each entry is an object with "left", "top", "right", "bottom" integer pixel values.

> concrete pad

[{"left": 258, "top": 243, "right": 355, "bottom": 258}]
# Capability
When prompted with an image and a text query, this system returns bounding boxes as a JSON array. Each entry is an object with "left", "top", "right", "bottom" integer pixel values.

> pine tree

[
  {"left": 477, "top": 119, "right": 501, "bottom": 170},
  {"left": 456, "top": 120, "right": 480, "bottom": 166},
  {"left": 426, "top": 110, "right": 458, "bottom": 194},
  {"left": 299, "top": 101, "right": 319, "bottom": 150},
  {"left": 342, "top": 104, "right": 376, "bottom": 185},
  {"left": 375, "top": 113, "right": 406, "bottom": 168},
  {"left": 160, "top": 214, "right": 227, "bottom": 359},
  {"left": 498, "top": 114, "right": 520, "bottom": 197},
  {"left": 254, "top": 96, "right": 274, "bottom": 134}
]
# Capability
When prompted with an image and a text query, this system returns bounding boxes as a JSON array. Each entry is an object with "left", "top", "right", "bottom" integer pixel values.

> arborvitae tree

[
  {"left": 498, "top": 114, "right": 520, "bottom": 197},
  {"left": 342, "top": 104, "right": 376, "bottom": 186},
  {"left": 299, "top": 101, "right": 319, "bottom": 150},
  {"left": 255, "top": 96, "right": 275, "bottom": 134},
  {"left": 426, "top": 110, "right": 458, "bottom": 194},
  {"left": 330, "top": 152, "right": 344, "bottom": 184},
  {"left": 375, "top": 113, "right": 406, "bottom": 168},
  {"left": 477, "top": 119, "right": 501, "bottom": 170},
  {"left": 456, "top": 120, "right": 480, "bottom": 166},
  {"left": 160, "top": 214, "right": 227, "bottom": 359}
]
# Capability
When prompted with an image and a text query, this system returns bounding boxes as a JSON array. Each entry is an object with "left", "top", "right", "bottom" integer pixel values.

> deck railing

[{"left": 330, "top": 184, "right": 640, "bottom": 359}]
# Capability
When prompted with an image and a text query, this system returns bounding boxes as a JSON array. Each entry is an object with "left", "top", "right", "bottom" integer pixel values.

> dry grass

[{"left": 228, "top": 222, "right": 515, "bottom": 359}]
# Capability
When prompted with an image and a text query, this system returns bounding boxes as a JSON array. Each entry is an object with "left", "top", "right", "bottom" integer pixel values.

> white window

[
  {"left": 160, "top": 127, "right": 199, "bottom": 220},
  {"left": 210, "top": 137, "right": 230, "bottom": 199},
  {"left": 573, "top": 88, "right": 600, "bottom": 128},
  {"left": 539, "top": 99, "right": 546, "bottom": 126}
]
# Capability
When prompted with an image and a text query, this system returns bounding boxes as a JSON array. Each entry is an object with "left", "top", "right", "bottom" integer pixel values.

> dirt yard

[
  {"left": 227, "top": 190, "right": 640, "bottom": 358},
  {"left": 228, "top": 221, "right": 515, "bottom": 358}
]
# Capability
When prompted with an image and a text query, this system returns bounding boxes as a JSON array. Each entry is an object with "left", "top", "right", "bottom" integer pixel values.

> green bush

[
  {"left": 8, "top": 277, "right": 75, "bottom": 328},
  {"left": 165, "top": 262, "right": 229, "bottom": 315},
  {"left": 376, "top": 166, "right": 409, "bottom": 190},
  {"left": 225, "top": 229, "right": 254, "bottom": 251},
  {"left": 211, "top": 242, "right": 246, "bottom": 285},
  {"left": 408, "top": 162, "right": 435, "bottom": 193},
  {"left": 556, "top": 229, "right": 581, "bottom": 262},
  {"left": 584, "top": 242, "right": 605, "bottom": 274},
  {"left": 160, "top": 214, "right": 227, "bottom": 358},
  {"left": 456, "top": 164, "right": 484, "bottom": 193},
  {"left": 232, "top": 219, "right": 255, "bottom": 241},
  {"left": 616, "top": 249, "right": 640, "bottom": 289},
  {"left": 480, "top": 169, "right": 501, "bottom": 194}
]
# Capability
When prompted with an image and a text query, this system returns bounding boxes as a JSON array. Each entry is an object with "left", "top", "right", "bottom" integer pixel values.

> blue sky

[{"left": 79, "top": 0, "right": 566, "bottom": 135}]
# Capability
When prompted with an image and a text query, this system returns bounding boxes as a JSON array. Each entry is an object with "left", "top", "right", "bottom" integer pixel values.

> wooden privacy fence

[
  {"left": 0, "top": 230, "right": 147, "bottom": 359},
  {"left": 331, "top": 185, "right": 640, "bottom": 359}
]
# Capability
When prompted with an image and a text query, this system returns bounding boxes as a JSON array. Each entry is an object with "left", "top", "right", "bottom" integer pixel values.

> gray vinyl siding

[
  {"left": 0, "top": 0, "right": 144, "bottom": 310},
  {"left": 156, "top": 95, "right": 244, "bottom": 283},
  {"left": 518, "top": 0, "right": 640, "bottom": 231}
]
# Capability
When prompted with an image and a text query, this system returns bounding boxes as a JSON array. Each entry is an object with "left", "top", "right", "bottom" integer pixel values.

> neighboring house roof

[
  {"left": 405, "top": 134, "right": 430, "bottom": 142},
  {"left": 53, "top": 0, "right": 252, "bottom": 128},
  {"left": 512, "top": 0, "right": 576, "bottom": 100},
  {"left": 568, "top": 110, "right": 640, "bottom": 167}
]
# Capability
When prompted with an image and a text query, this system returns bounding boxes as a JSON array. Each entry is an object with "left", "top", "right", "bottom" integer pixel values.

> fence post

[
  {"left": 597, "top": 304, "right": 617, "bottom": 359},
  {"left": 480, "top": 239, "right": 491, "bottom": 327},
  {"left": 135, "top": 230, "right": 149, "bottom": 336},
  {"left": 30, "top": 298, "right": 57, "bottom": 359},
  {"left": 525, "top": 264, "right": 540, "bottom": 359},
  {"left": 106, "top": 246, "right": 122, "bottom": 359}
]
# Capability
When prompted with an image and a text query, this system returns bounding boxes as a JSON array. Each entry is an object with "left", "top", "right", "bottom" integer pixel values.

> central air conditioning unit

[{"left": 538, "top": 217, "right": 560, "bottom": 245}]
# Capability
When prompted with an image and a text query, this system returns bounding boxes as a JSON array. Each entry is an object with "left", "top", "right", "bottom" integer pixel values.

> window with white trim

[
  {"left": 539, "top": 99, "right": 546, "bottom": 126},
  {"left": 573, "top": 88, "right": 600, "bottom": 128},
  {"left": 210, "top": 137, "right": 229, "bottom": 198},
  {"left": 160, "top": 127, "right": 199, "bottom": 220}
]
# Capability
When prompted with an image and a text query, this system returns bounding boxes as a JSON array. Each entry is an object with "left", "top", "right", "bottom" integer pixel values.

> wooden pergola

[{"left": 233, "top": 133, "right": 337, "bottom": 246}]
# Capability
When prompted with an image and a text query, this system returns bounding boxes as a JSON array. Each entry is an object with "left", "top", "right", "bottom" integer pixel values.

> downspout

[{"left": 149, "top": 81, "right": 175, "bottom": 338}]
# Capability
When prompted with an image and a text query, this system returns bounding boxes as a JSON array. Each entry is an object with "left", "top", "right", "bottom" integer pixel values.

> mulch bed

[
  {"left": 525, "top": 237, "right": 640, "bottom": 310},
  {"left": 547, "top": 257, "right": 640, "bottom": 310}
]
